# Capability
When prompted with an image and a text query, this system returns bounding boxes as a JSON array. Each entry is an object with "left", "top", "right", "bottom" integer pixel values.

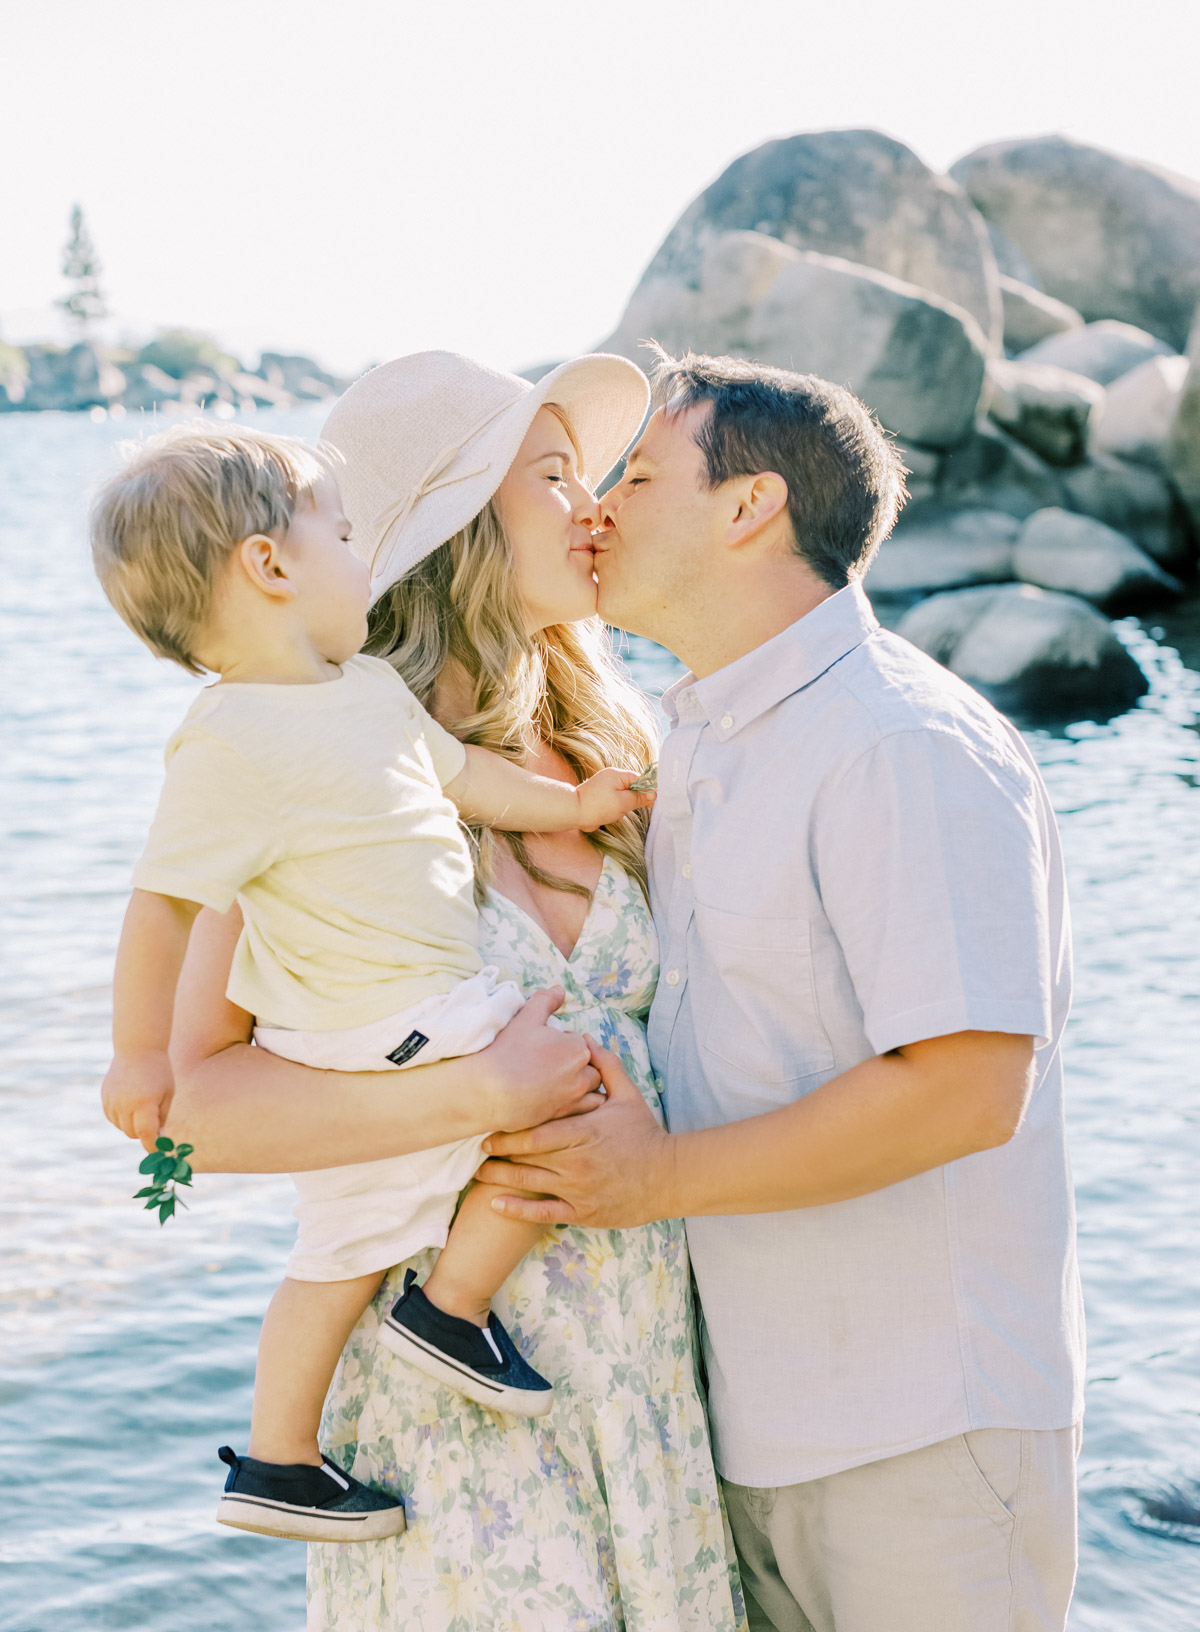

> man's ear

[
  {"left": 725, "top": 472, "right": 790, "bottom": 550},
  {"left": 234, "top": 533, "right": 296, "bottom": 599}
]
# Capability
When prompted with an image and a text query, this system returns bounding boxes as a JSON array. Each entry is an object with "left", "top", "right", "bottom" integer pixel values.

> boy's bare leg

[
  {"left": 248, "top": 1271, "right": 384, "bottom": 1464},
  {"left": 421, "top": 1182, "right": 545, "bottom": 1326}
]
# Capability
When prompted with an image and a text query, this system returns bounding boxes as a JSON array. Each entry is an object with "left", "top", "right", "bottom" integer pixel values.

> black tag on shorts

[{"left": 386, "top": 1029, "right": 430, "bottom": 1066}]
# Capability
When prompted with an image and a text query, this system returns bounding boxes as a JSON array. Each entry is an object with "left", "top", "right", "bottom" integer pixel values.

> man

[{"left": 481, "top": 351, "right": 1084, "bottom": 1632}]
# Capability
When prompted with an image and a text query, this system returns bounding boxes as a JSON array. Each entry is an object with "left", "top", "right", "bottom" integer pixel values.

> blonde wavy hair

[{"left": 365, "top": 487, "right": 659, "bottom": 904}]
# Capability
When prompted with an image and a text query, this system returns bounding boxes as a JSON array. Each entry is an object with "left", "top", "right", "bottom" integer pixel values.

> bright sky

[{"left": 5, "top": 0, "right": 1200, "bottom": 376}]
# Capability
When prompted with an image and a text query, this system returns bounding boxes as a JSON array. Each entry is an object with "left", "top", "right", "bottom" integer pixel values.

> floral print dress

[{"left": 308, "top": 856, "right": 745, "bottom": 1632}]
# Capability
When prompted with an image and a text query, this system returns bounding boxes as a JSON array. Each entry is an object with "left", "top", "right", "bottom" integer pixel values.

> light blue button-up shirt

[{"left": 647, "top": 581, "right": 1084, "bottom": 1487}]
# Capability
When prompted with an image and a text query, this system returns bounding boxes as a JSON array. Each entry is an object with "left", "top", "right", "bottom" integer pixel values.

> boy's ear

[{"left": 234, "top": 532, "right": 296, "bottom": 599}]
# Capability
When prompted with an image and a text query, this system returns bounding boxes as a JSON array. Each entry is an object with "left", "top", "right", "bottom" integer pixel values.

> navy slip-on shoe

[
  {"left": 379, "top": 1269, "right": 554, "bottom": 1417},
  {"left": 215, "top": 1445, "right": 406, "bottom": 1542}
]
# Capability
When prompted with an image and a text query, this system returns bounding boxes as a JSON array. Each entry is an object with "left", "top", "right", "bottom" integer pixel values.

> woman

[{"left": 170, "top": 351, "right": 744, "bottom": 1631}]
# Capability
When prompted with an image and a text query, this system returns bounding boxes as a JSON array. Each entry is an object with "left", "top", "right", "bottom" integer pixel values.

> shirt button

[
  {"left": 681, "top": 863, "right": 692, "bottom": 879},
  {"left": 721, "top": 713, "right": 734, "bottom": 730},
  {"left": 665, "top": 969, "right": 681, "bottom": 986}
]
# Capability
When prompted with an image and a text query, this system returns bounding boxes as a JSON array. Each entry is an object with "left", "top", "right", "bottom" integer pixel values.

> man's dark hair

[{"left": 648, "top": 348, "right": 908, "bottom": 587}]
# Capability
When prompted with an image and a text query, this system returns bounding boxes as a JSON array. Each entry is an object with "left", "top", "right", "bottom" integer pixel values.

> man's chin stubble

[{"left": 595, "top": 562, "right": 639, "bottom": 635}]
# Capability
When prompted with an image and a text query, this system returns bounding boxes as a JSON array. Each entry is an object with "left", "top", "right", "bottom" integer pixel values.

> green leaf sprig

[{"left": 135, "top": 1136, "right": 194, "bottom": 1224}]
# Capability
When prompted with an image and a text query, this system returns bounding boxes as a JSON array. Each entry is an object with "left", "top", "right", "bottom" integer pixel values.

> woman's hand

[
  {"left": 166, "top": 913, "right": 604, "bottom": 1173},
  {"left": 474, "top": 1037, "right": 675, "bottom": 1228},
  {"left": 169, "top": 911, "right": 604, "bottom": 1173},
  {"left": 476, "top": 987, "right": 604, "bottom": 1130}
]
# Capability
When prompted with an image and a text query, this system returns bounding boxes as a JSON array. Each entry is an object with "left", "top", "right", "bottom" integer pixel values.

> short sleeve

[
  {"left": 366, "top": 657, "right": 468, "bottom": 788},
  {"left": 812, "top": 729, "right": 1054, "bottom": 1055},
  {"left": 131, "top": 733, "right": 282, "bottom": 911},
  {"left": 411, "top": 700, "right": 468, "bottom": 788}
]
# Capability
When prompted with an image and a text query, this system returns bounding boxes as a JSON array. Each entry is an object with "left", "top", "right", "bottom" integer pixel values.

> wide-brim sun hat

[{"left": 321, "top": 350, "right": 650, "bottom": 603}]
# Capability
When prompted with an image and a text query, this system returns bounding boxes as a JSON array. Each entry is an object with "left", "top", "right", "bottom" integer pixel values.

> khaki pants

[{"left": 722, "top": 1427, "right": 1081, "bottom": 1632}]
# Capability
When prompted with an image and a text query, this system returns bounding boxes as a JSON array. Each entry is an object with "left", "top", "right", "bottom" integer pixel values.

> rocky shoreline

[
  {"left": 0, "top": 329, "right": 348, "bottom": 417},
  {"left": 592, "top": 129, "right": 1200, "bottom": 719}
]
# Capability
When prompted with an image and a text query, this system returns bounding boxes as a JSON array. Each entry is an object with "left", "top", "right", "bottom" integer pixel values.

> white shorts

[{"left": 253, "top": 967, "right": 525, "bottom": 1283}]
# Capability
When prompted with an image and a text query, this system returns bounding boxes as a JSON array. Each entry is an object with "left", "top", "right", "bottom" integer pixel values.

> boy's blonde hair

[{"left": 90, "top": 422, "right": 330, "bottom": 674}]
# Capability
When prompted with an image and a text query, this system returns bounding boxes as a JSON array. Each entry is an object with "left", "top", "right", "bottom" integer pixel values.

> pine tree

[{"left": 58, "top": 204, "right": 108, "bottom": 335}]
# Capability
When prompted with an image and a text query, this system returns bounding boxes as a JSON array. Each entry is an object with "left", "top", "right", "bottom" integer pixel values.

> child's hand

[
  {"left": 574, "top": 768, "right": 657, "bottom": 832},
  {"left": 102, "top": 1050, "right": 175, "bottom": 1149}
]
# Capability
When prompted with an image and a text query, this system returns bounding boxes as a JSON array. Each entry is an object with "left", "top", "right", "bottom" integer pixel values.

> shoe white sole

[
  {"left": 378, "top": 1317, "right": 554, "bottom": 1417},
  {"left": 216, "top": 1492, "right": 407, "bottom": 1542}
]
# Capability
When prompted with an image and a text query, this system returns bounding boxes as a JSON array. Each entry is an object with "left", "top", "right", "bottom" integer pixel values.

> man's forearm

[
  {"left": 662, "top": 1033, "right": 1033, "bottom": 1217},
  {"left": 480, "top": 1030, "right": 1035, "bottom": 1230}
]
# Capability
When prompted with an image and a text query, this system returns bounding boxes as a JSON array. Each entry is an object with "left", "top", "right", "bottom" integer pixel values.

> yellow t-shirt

[{"left": 132, "top": 653, "right": 477, "bottom": 1030}]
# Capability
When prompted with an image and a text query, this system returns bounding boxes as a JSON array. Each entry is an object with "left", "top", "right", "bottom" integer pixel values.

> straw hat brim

[{"left": 322, "top": 351, "right": 650, "bottom": 603}]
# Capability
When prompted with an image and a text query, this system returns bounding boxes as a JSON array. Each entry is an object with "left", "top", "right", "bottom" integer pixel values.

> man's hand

[
  {"left": 479, "top": 1027, "right": 1035, "bottom": 1225},
  {"left": 475, "top": 1037, "right": 674, "bottom": 1228},
  {"left": 102, "top": 1050, "right": 175, "bottom": 1149},
  {"left": 476, "top": 988, "right": 605, "bottom": 1132},
  {"left": 573, "top": 769, "right": 656, "bottom": 832}
]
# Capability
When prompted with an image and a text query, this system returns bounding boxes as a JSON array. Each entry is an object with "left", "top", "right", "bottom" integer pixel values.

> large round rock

[
  {"left": 1093, "top": 355, "right": 1189, "bottom": 466},
  {"left": 866, "top": 509, "right": 1018, "bottom": 597},
  {"left": 1013, "top": 508, "right": 1182, "bottom": 612},
  {"left": 950, "top": 137, "right": 1200, "bottom": 351},
  {"left": 1062, "top": 453, "right": 1191, "bottom": 569},
  {"left": 936, "top": 420, "right": 1064, "bottom": 518},
  {"left": 1018, "top": 320, "right": 1174, "bottom": 387},
  {"left": 897, "top": 583, "right": 1148, "bottom": 717},
  {"left": 745, "top": 252, "right": 988, "bottom": 448},
  {"left": 601, "top": 233, "right": 989, "bottom": 450},
  {"left": 1000, "top": 276, "right": 1082, "bottom": 355},
  {"left": 986, "top": 358, "right": 1103, "bottom": 467},
  {"left": 627, "top": 129, "right": 1002, "bottom": 348},
  {"left": 1165, "top": 321, "right": 1200, "bottom": 533}
]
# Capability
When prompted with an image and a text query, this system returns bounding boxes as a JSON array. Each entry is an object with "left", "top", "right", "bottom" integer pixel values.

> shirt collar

[{"left": 660, "top": 580, "right": 879, "bottom": 740}]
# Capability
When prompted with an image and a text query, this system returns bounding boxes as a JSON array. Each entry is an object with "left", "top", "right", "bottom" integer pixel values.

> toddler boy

[{"left": 92, "top": 425, "right": 650, "bottom": 1542}]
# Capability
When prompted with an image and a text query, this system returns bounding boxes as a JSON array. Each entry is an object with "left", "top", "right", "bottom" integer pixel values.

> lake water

[{"left": 2, "top": 405, "right": 1198, "bottom": 1631}]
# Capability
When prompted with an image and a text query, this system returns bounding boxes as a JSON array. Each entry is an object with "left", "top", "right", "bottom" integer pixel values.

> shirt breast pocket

[{"left": 693, "top": 901, "right": 835, "bottom": 1090}]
